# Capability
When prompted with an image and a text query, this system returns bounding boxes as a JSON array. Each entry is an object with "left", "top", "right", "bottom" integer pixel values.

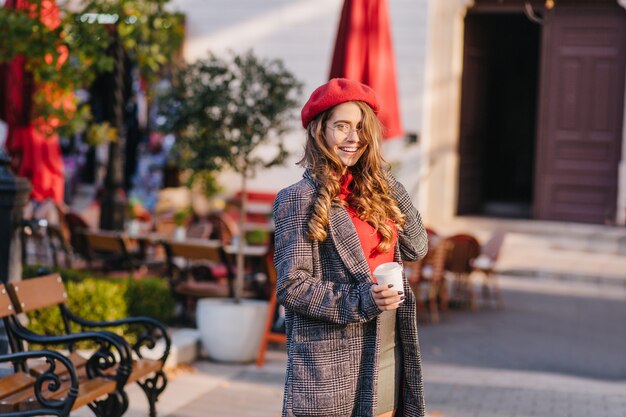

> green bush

[
  {"left": 23, "top": 265, "right": 88, "bottom": 282},
  {"left": 27, "top": 278, "right": 129, "bottom": 347},
  {"left": 126, "top": 278, "right": 175, "bottom": 324},
  {"left": 21, "top": 267, "right": 175, "bottom": 349}
]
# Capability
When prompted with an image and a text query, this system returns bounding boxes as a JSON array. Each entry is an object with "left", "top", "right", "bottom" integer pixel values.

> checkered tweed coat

[{"left": 273, "top": 169, "right": 428, "bottom": 417}]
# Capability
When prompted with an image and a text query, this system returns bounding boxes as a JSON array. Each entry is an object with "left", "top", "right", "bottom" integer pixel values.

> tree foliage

[
  {"left": 0, "top": 0, "right": 184, "bottom": 137},
  {"left": 159, "top": 51, "right": 303, "bottom": 179},
  {"left": 159, "top": 50, "right": 302, "bottom": 302}
]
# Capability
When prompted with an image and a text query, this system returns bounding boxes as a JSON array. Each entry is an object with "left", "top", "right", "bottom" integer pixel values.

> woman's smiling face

[{"left": 324, "top": 102, "right": 366, "bottom": 167}]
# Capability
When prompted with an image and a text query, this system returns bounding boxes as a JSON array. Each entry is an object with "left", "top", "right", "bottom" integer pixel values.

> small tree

[{"left": 160, "top": 51, "right": 302, "bottom": 302}]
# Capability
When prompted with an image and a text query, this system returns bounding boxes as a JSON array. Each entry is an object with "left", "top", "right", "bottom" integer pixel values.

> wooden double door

[{"left": 457, "top": 0, "right": 626, "bottom": 224}]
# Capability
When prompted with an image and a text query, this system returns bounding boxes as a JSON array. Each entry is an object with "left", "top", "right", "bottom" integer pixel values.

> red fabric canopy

[
  {"left": 329, "top": 0, "right": 403, "bottom": 140},
  {"left": 1, "top": 0, "right": 65, "bottom": 204}
]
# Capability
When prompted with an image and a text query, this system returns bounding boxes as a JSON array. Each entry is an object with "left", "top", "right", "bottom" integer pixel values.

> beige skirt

[{"left": 375, "top": 309, "right": 402, "bottom": 416}]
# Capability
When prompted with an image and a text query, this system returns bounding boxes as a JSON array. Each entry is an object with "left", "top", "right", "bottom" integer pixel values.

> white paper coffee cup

[{"left": 373, "top": 262, "right": 404, "bottom": 290}]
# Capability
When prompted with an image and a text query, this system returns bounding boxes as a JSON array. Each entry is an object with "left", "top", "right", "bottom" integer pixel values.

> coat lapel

[{"left": 328, "top": 202, "right": 374, "bottom": 283}]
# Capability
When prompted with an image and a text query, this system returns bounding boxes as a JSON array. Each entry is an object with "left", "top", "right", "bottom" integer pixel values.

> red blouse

[{"left": 339, "top": 172, "right": 397, "bottom": 279}]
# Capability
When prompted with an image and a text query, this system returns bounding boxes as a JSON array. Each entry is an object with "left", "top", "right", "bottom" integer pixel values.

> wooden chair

[
  {"left": 6, "top": 274, "right": 171, "bottom": 417},
  {"left": 445, "top": 234, "right": 481, "bottom": 310},
  {"left": 83, "top": 230, "right": 143, "bottom": 273},
  {"left": 64, "top": 212, "right": 91, "bottom": 264},
  {"left": 207, "top": 212, "right": 239, "bottom": 245},
  {"left": 256, "top": 242, "right": 286, "bottom": 367},
  {"left": 472, "top": 229, "right": 506, "bottom": 308},
  {"left": 162, "top": 239, "right": 233, "bottom": 323},
  {"left": 154, "top": 217, "right": 177, "bottom": 238},
  {"left": 406, "top": 229, "right": 453, "bottom": 323},
  {"left": 185, "top": 221, "right": 212, "bottom": 239}
]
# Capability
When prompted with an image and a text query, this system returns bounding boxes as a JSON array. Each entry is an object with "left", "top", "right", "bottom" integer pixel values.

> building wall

[
  {"left": 420, "top": 0, "right": 626, "bottom": 226},
  {"left": 169, "top": 0, "right": 429, "bottom": 196}
]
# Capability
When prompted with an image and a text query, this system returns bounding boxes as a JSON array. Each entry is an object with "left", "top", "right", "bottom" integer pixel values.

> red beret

[{"left": 301, "top": 78, "right": 380, "bottom": 128}]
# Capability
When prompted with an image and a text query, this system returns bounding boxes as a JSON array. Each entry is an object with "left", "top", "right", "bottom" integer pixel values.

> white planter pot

[
  {"left": 174, "top": 226, "right": 186, "bottom": 240},
  {"left": 196, "top": 298, "right": 269, "bottom": 363}
]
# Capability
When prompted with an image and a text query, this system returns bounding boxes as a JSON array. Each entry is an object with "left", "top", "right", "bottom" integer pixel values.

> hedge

[{"left": 21, "top": 266, "right": 175, "bottom": 348}]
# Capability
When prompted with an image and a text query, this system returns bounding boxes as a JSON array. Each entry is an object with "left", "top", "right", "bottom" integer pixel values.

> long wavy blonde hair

[{"left": 298, "top": 101, "right": 405, "bottom": 253}]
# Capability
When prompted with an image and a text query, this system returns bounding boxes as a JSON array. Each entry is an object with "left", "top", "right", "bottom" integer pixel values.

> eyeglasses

[{"left": 329, "top": 123, "right": 361, "bottom": 139}]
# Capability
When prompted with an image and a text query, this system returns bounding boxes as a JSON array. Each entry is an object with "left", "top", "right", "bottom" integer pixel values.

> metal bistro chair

[
  {"left": 64, "top": 212, "right": 92, "bottom": 265},
  {"left": 406, "top": 228, "right": 453, "bottom": 323},
  {"left": 472, "top": 229, "right": 506, "bottom": 308},
  {"left": 445, "top": 234, "right": 481, "bottom": 311}
]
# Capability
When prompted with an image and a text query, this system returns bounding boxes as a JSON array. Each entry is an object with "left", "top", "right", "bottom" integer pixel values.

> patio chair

[
  {"left": 445, "top": 233, "right": 481, "bottom": 310},
  {"left": 162, "top": 239, "right": 233, "bottom": 324},
  {"left": 83, "top": 230, "right": 144, "bottom": 274},
  {"left": 472, "top": 229, "right": 506, "bottom": 308},
  {"left": 256, "top": 239, "right": 286, "bottom": 367},
  {"left": 406, "top": 228, "right": 452, "bottom": 323},
  {"left": 207, "top": 211, "right": 239, "bottom": 245},
  {"left": 64, "top": 212, "right": 92, "bottom": 264}
]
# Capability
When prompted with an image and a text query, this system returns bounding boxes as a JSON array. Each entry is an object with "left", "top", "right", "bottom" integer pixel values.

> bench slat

[
  {"left": 68, "top": 377, "right": 117, "bottom": 410},
  {"left": 0, "top": 372, "right": 34, "bottom": 399},
  {"left": 0, "top": 286, "right": 16, "bottom": 319},
  {"left": 0, "top": 377, "right": 62, "bottom": 412},
  {"left": 13, "top": 376, "right": 116, "bottom": 412},
  {"left": 8, "top": 273, "right": 68, "bottom": 314},
  {"left": 127, "top": 358, "right": 162, "bottom": 384},
  {"left": 16, "top": 380, "right": 72, "bottom": 411}
]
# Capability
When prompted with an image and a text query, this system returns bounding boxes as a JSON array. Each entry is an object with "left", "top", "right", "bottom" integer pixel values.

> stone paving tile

[
  {"left": 70, "top": 271, "right": 626, "bottom": 417},
  {"left": 424, "top": 364, "right": 626, "bottom": 417},
  {"left": 420, "top": 278, "right": 626, "bottom": 380},
  {"left": 163, "top": 350, "right": 286, "bottom": 417}
]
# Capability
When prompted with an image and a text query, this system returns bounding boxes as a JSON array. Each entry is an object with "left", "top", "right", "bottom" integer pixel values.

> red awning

[
  {"left": 1, "top": 0, "right": 65, "bottom": 204},
  {"left": 329, "top": 0, "right": 403, "bottom": 140}
]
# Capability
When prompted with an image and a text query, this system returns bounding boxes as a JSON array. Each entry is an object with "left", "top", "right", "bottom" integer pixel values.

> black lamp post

[
  {"left": 0, "top": 146, "right": 31, "bottom": 353},
  {"left": 0, "top": 147, "right": 31, "bottom": 284},
  {"left": 99, "top": 32, "right": 127, "bottom": 231}
]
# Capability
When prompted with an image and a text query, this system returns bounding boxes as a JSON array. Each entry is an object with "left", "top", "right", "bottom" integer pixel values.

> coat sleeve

[
  {"left": 387, "top": 174, "right": 428, "bottom": 261},
  {"left": 273, "top": 185, "right": 381, "bottom": 325}
]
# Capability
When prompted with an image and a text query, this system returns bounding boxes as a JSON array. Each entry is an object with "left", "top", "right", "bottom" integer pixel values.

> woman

[{"left": 273, "top": 78, "right": 428, "bottom": 417}]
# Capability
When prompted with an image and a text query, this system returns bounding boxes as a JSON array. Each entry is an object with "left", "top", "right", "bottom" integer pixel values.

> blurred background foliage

[{"left": 0, "top": 0, "right": 184, "bottom": 138}]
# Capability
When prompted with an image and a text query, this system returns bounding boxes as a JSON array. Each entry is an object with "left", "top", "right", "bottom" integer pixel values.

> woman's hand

[{"left": 371, "top": 284, "right": 405, "bottom": 311}]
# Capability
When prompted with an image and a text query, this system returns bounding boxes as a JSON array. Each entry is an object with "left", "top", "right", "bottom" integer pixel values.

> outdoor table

[
  {"left": 224, "top": 243, "right": 269, "bottom": 257},
  {"left": 242, "top": 222, "right": 275, "bottom": 232}
]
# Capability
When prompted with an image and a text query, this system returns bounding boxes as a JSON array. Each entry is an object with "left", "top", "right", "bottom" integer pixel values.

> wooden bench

[
  {"left": 0, "top": 282, "right": 131, "bottom": 416},
  {"left": 6, "top": 273, "right": 171, "bottom": 417},
  {"left": 0, "top": 349, "right": 78, "bottom": 416}
]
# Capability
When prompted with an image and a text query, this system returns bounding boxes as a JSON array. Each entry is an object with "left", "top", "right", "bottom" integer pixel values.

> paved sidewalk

[
  {"left": 70, "top": 268, "right": 626, "bottom": 417},
  {"left": 419, "top": 274, "right": 626, "bottom": 417},
  {"left": 67, "top": 217, "right": 626, "bottom": 417}
]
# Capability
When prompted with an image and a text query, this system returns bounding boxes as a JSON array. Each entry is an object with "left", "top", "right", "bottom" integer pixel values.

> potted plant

[
  {"left": 173, "top": 208, "right": 190, "bottom": 240},
  {"left": 125, "top": 197, "right": 141, "bottom": 235},
  {"left": 159, "top": 50, "right": 302, "bottom": 362}
]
